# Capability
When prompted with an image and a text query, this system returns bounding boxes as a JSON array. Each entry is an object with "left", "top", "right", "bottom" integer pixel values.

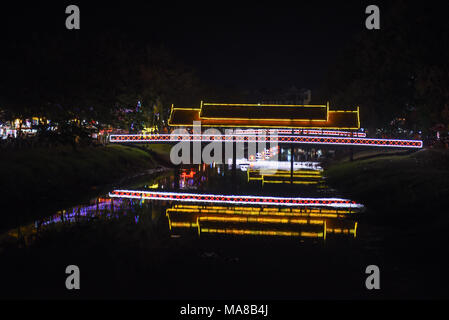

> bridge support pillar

[
  {"left": 232, "top": 138, "right": 237, "bottom": 186},
  {"left": 222, "top": 138, "right": 226, "bottom": 167},
  {"left": 174, "top": 166, "right": 180, "bottom": 190},
  {"left": 290, "top": 144, "right": 294, "bottom": 184}
]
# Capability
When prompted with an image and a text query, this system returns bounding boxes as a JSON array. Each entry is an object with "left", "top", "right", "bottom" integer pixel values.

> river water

[
  {"left": 2, "top": 161, "right": 363, "bottom": 245},
  {"left": 2, "top": 158, "right": 407, "bottom": 299}
]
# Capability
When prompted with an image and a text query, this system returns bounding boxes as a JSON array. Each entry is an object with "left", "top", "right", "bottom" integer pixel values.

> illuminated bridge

[
  {"left": 109, "top": 190, "right": 365, "bottom": 209},
  {"left": 110, "top": 102, "right": 423, "bottom": 149},
  {"left": 109, "top": 133, "right": 423, "bottom": 148}
]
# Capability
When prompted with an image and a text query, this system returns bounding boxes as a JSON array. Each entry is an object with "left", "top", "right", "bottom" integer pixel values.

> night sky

[{"left": 1, "top": 1, "right": 389, "bottom": 91}]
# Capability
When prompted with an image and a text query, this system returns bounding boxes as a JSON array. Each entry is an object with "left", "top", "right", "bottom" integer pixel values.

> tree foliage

[
  {"left": 0, "top": 30, "right": 205, "bottom": 131},
  {"left": 319, "top": 2, "right": 449, "bottom": 133}
]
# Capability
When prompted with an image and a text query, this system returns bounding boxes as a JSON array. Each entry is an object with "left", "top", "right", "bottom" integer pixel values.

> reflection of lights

[
  {"left": 39, "top": 198, "right": 125, "bottom": 226},
  {"left": 247, "top": 168, "right": 323, "bottom": 185},
  {"left": 199, "top": 228, "right": 324, "bottom": 238},
  {"left": 241, "top": 160, "right": 323, "bottom": 171},
  {"left": 180, "top": 170, "right": 196, "bottom": 179},
  {"left": 263, "top": 180, "right": 320, "bottom": 185},
  {"left": 169, "top": 222, "right": 198, "bottom": 229},
  {"left": 249, "top": 169, "right": 322, "bottom": 176},
  {"left": 262, "top": 173, "right": 320, "bottom": 178},
  {"left": 197, "top": 216, "right": 324, "bottom": 225},
  {"left": 109, "top": 190, "right": 364, "bottom": 208},
  {"left": 326, "top": 225, "right": 357, "bottom": 238},
  {"left": 166, "top": 205, "right": 355, "bottom": 218},
  {"left": 166, "top": 204, "right": 359, "bottom": 240}
]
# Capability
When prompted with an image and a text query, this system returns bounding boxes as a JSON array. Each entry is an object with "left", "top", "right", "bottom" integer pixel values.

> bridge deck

[{"left": 109, "top": 134, "right": 423, "bottom": 148}]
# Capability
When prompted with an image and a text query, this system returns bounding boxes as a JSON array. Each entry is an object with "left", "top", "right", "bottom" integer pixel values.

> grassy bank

[
  {"left": 0, "top": 145, "right": 157, "bottom": 228},
  {"left": 325, "top": 149, "right": 449, "bottom": 222},
  {"left": 325, "top": 149, "right": 449, "bottom": 296},
  {"left": 141, "top": 144, "right": 172, "bottom": 165}
]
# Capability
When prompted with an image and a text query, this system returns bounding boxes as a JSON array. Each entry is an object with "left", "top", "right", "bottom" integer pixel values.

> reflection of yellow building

[
  {"left": 166, "top": 204, "right": 358, "bottom": 241},
  {"left": 247, "top": 169, "right": 324, "bottom": 186},
  {"left": 143, "top": 126, "right": 158, "bottom": 134}
]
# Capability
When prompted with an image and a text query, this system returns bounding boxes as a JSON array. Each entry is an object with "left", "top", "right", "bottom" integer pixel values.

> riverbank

[
  {"left": 324, "top": 148, "right": 449, "bottom": 298},
  {"left": 0, "top": 145, "right": 159, "bottom": 229},
  {"left": 325, "top": 148, "right": 449, "bottom": 222}
]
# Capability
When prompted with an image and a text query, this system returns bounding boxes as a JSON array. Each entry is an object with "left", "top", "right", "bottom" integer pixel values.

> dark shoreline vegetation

[
  {"left": 0, "top": 144, "right": 165, "bottom": 230},
  {"left": 325, "top": 148, "right": 449, "bottom": 224}
]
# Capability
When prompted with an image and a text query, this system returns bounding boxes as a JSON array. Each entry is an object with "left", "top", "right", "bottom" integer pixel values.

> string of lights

[
  {"left": 109, "top": 190, "right": 364, "bottom": 208},
  {"left": 109, "top": 134, "right": 422, "bottom": 148}
]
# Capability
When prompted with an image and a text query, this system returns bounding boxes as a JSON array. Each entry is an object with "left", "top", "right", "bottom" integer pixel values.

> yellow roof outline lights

[
  {"left": 199, "top": 102, "right": 328, "bottom": 121},
  {"left": 172, "top": 107, "right": 201, "bottom": 110},
  {"left": 357, "top": 106, "right": 361, "bottom": 129},
  {"left": 167, "top": 105, "right": 201, "bottom": 126},
  {"left": 168, "top": 102, "right": 361, "bottom": 129},
  {"left": 168, "top": 123, "right": 361, "bottom": 129},
  {"left": 168, "top": 105, "right": 174, "bottom": 126},
  {"left": 202, "top": 102, "right": 327, "bottom": 107}
]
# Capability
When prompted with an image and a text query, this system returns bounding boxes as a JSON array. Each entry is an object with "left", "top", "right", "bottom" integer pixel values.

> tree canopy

[
  {"left": 0, "top": 30, "right": 205, "bottom": 130},
  {"left": 317, "top": 1, "right": 449, "bottom": 133}
]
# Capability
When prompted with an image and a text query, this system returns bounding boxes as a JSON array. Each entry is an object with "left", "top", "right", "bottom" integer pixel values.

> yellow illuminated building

[{"left": 168, "top": 101, "right": 360, "bottom": 129}]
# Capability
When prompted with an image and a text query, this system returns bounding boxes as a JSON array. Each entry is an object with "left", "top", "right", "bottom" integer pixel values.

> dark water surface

[{"left": 0, "top": 162, "right": 446, "bottom": 299}]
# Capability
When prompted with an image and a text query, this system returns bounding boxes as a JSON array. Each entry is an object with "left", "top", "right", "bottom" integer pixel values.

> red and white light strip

[
  {"left": 236, "top": 129, "right": 366, "bottom": 137},
  {"left": 109, "top": 190, "right": 364, "bottom": 208},
  {"left": 110, "top": 134, "right": 423, "bottom": 148}
]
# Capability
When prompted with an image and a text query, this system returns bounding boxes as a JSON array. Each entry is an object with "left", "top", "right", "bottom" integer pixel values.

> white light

[{"left": 109, "top": 189, "right": 364, "bottom": 209}]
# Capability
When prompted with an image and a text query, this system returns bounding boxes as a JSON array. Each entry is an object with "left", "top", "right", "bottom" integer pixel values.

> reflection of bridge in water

[
  {"left": 247, "top": 169, "right": 324, "bottom": 186},
  {"left": 166, "top": 204, "right": 359, "bottom": 241},
  {"left": 107, "top": 183, "right": 363, "bottom": 242},
  {"left": 108, "top": 190, "right": 364, "bottom": 208},
  {"left": 1, "top": 160, "right": 363, "bottom": 246}
]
